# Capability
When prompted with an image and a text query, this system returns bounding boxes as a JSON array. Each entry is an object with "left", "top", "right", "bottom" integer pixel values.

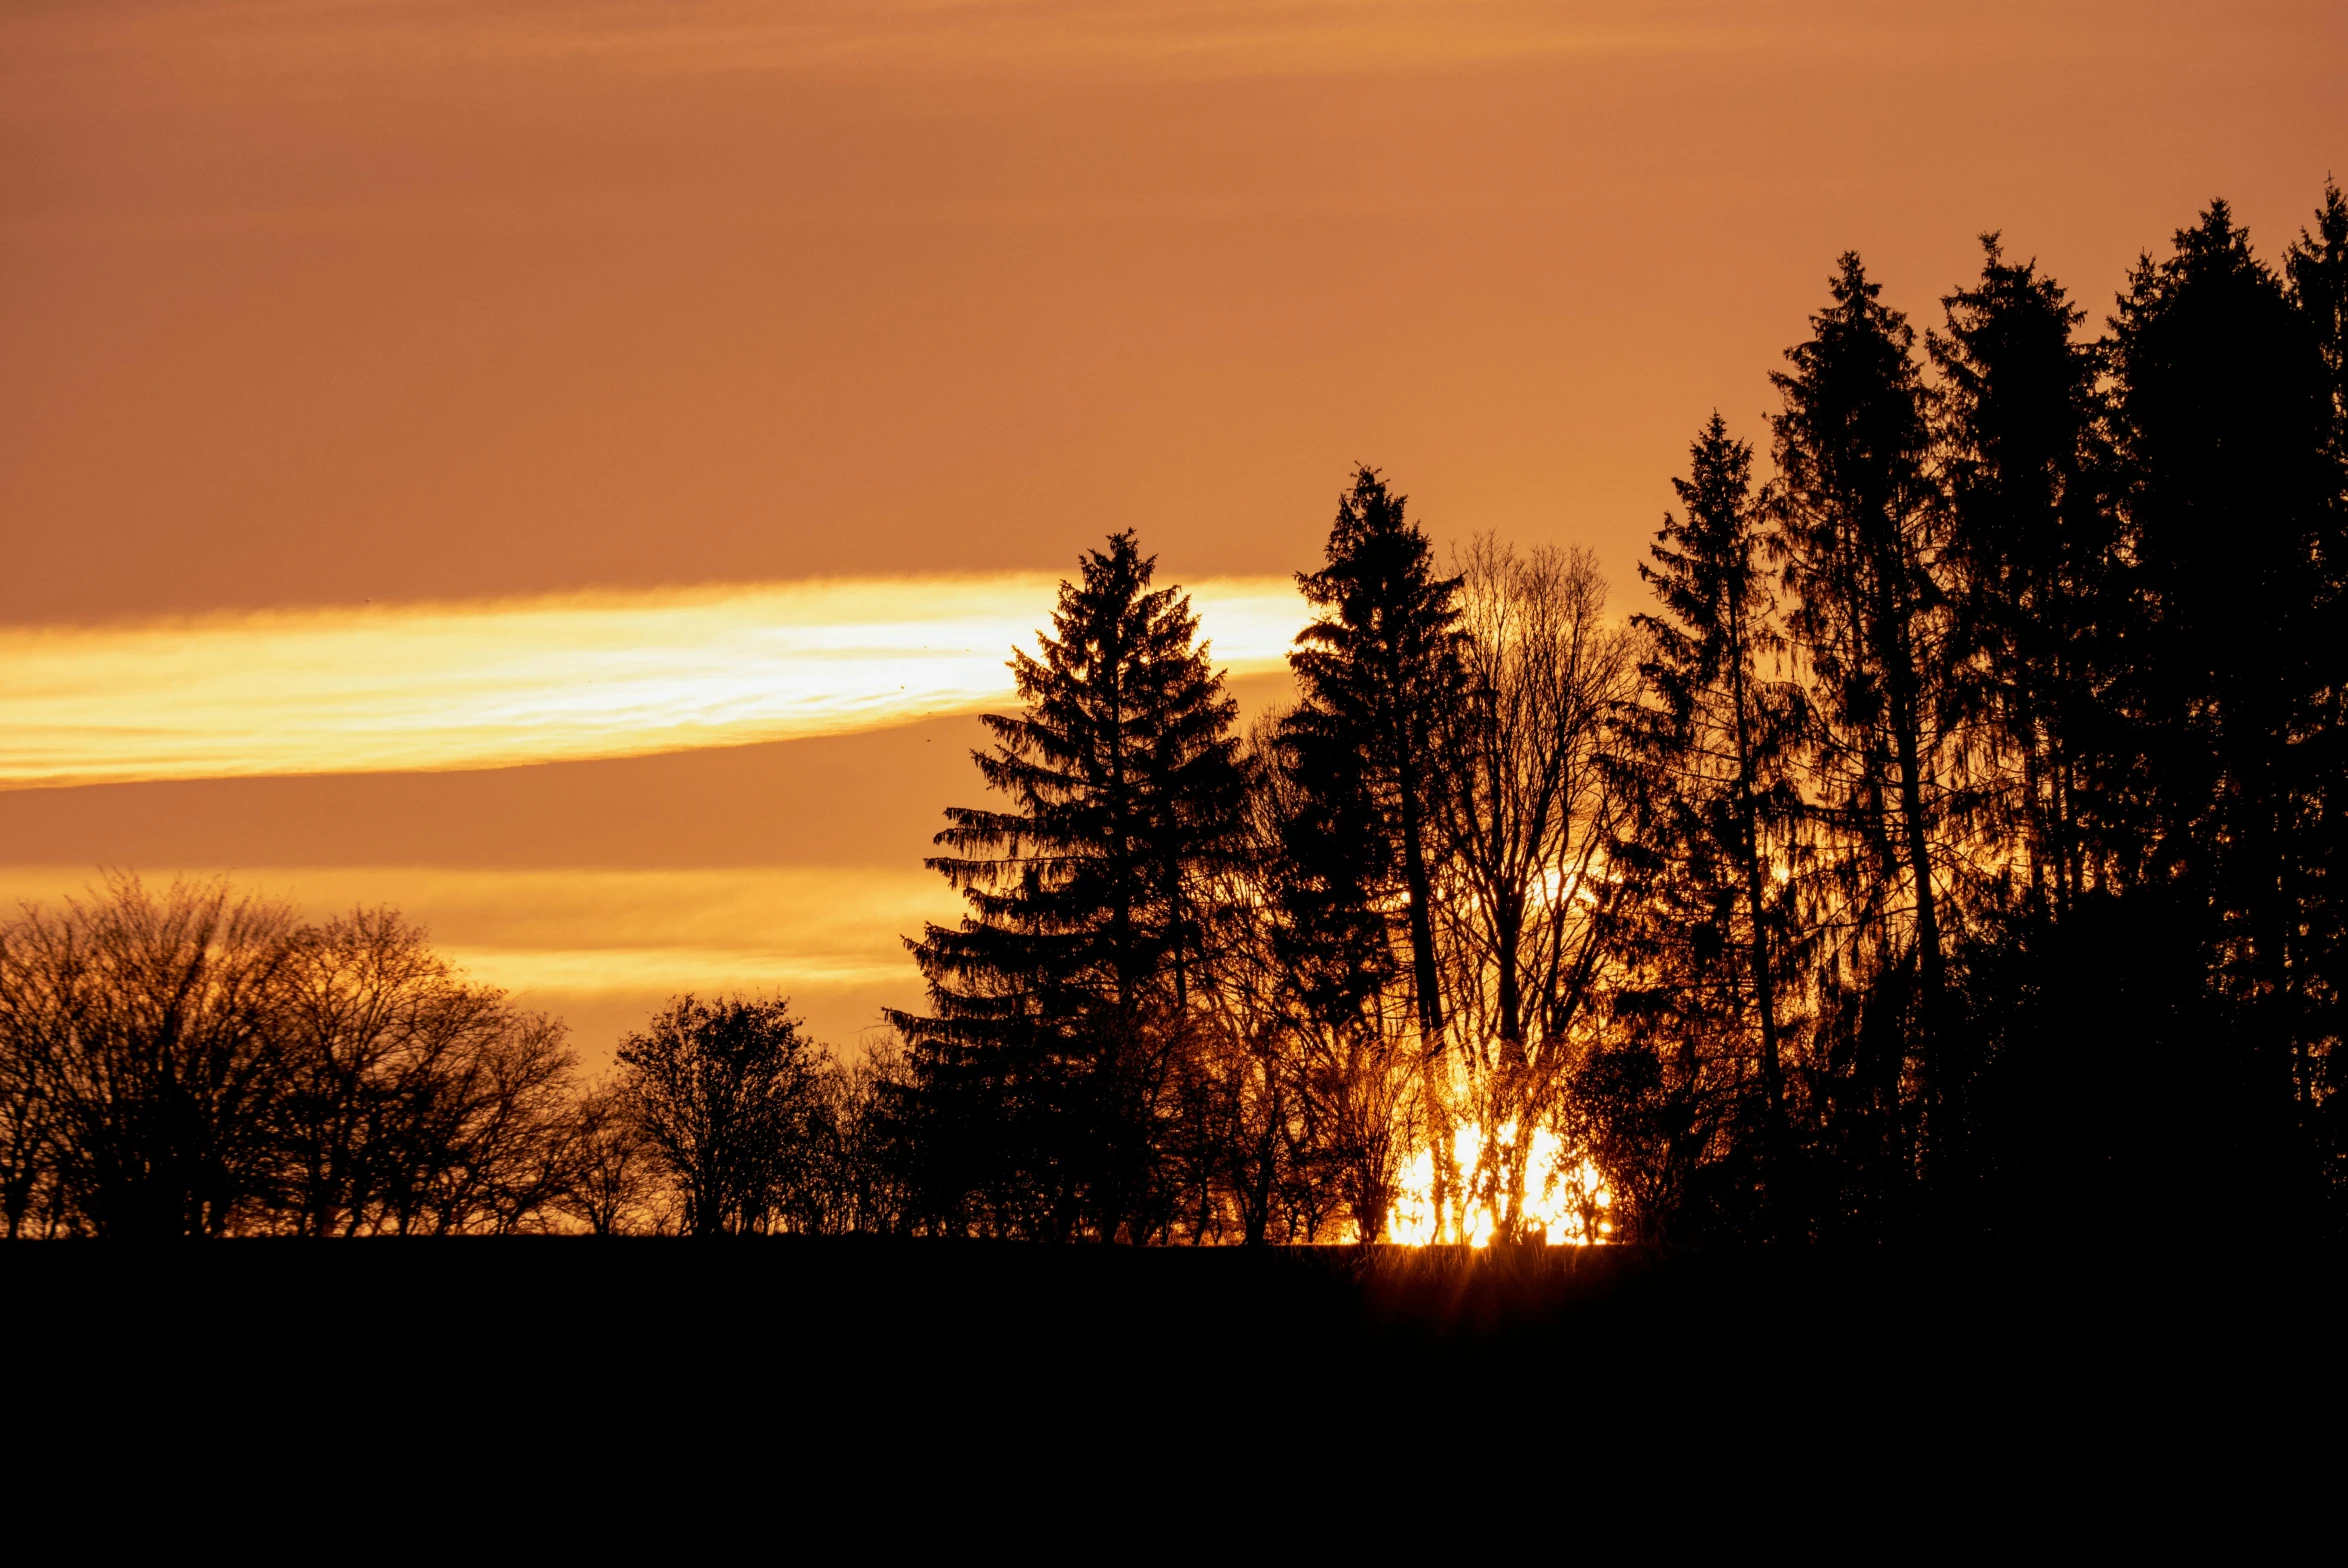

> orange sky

[{"left": 4, "top": 0, "right": 2345, "bottom": 1064}]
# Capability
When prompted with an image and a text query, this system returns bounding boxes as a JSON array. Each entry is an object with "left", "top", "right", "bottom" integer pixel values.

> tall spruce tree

[
  {"left": 1619, "top": 414, "right": 1812, "bottom": 1232},
  {"left": 1932, "top": 238, "right": 2114, "bottom": 915},
  {"left": 1260, "top": 717, "right": 1395, "bottom": 1031},
  {"left": 2109, "top": 201, "right": 2343, "bottom": 1220},
  {"left": 2289, "top": 181, "right": 2348, "bottom": 1216},
  {"left": 1252, "top": 710, "right": 1421, "bottom": 1243},
  {"left": 887, "top": 533, "right": 1246, "bottom": 1239},
  {"left": 1772, "top": 253, "right": 1962, "bottom": 1203},
  {"left": 2287, "top": 180, "right": 2348, "bottom": 447},
  {"left": 1922, "top": 238, "right": 2143, "bottom": 1238},
  {"left": 1283, "top": 468, "right": 1466, "bottom": 1043}
]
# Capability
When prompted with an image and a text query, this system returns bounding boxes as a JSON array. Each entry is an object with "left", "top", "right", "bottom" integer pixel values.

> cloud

[
  {"left": 6, "top": 1, "right": 1750, "bottom": 102},
  {"left": 0, "top": 575, "right": 1304, "bottom": 788}
]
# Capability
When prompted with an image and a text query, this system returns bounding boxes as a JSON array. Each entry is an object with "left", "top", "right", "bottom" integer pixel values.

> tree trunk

[
  {"left": 1398, "top": 777, "right": 1444, "bottom": 1040},
  {"left": 1730, "top": 672, "right": 1789, "bottom": 1237},
  {"left": 1888, "top": 660, "right": 1949, "bottom": 1178}
]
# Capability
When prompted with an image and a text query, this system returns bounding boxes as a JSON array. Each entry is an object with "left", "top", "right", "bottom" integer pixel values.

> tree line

[
  {"left": 0, "top": 881, "right": 907, "bottom": 1237},
  {"left": 879, "top": 186, "right": 2348, "bottom": 1245},
  {"left": 5, "top": 184, "right": 2343, "bottom": 1244}
]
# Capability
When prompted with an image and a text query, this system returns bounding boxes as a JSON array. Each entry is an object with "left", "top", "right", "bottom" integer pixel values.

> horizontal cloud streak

[
  {"left": 0, "top": 575, "right": 1305, "bottom": 788},
  {"left": 8, "top": 1, "right": 1758, "bottom": 102}
]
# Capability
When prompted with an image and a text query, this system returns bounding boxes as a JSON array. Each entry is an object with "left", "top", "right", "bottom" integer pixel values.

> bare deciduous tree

[
  {"left": 560, "top": 1081, "right": 667, "bottom": 1236},
  {"left": 793, "top": 1033, "right": 915, "bottom": 1236},
  {"left": 1435, "top": 540, "right": 1636, "bottom": 1241},
  {"left": 0, "top": 880, "right": 585, "bottom": 1237},
  {"left": 274, "top": 909, "right": 583, "bottom": 1236},
  {"left": 0, "top": 878, "right": 294, "bottom": 1237}
]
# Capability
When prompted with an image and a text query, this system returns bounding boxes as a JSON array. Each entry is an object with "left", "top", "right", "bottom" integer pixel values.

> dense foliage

[
  {"left": 8, "top": 184, "right": 2344, "bottom": 1244},
  {"left": 887, "top": 186, "right": 2348, "bottom": 1243}
]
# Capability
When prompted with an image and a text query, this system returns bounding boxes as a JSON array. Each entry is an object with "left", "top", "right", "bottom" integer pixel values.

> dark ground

[
  {"left": 0, "top": 1241, "right": 2324, "bottom": 1547},
  {"left": 8, "top": 1238, "right": 2337, "bottom": 1397},
  {"left": 6, "top": 1240, "right": 2338, "bottom": 1508}
]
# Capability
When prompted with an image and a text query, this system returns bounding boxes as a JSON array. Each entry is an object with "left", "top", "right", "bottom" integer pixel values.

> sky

[{"left": 4, "top": 0, "right": 2345, "bottom": 1067}]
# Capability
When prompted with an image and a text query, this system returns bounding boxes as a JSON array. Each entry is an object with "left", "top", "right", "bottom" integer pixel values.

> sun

[{"left": 1387, "top": 1121, "right": 1613, "bottom": 1247}]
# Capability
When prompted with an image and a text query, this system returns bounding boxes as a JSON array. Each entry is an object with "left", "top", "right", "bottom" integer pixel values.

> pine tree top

[
  {"left": 1288, "top": 467, "right": 1466, "bottom": 747},
  {"left": 896, "top": 530, "right": 1245, "bottom": 1030}
]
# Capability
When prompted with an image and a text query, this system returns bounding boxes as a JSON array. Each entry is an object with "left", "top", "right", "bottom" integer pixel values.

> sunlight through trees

[{"left": 6, "top": 184, "right": 2347, "bottom": 1243}]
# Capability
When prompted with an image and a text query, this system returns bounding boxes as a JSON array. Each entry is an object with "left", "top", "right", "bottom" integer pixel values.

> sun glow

[
  {"left": 1387, "top": 1121, "right": 1613, "bottom": 1247},
  {"left": 0, "top": 575, "right": 1305, "bottom": 788}
]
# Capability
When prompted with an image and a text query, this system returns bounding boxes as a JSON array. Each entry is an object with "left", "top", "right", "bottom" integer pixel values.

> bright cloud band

[{"left": 0, "top": 575, "right": 1306, "bottom": 788}]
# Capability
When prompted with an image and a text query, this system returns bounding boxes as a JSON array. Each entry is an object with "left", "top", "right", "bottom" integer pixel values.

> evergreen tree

[
  {"left": 1283, "top": 468, "right": 1466, "bottom": 1042},
  {"left": 2286, "top": 179, "right": 2348, "bottom": 448},
  {"left": 1932, "top": 237, "right": 2115, "bottom": 915},
  {"left": 2108, "top": 200, "right": 2344, "bottom": 1222},
  {"left": 1615, "top": 414, "right": 1812, "bottom": 1234},
  {"left": 2289, "top": 181, "right": 2348, "bottom": 1214},
  {"left": 1260, "top": 719, "right": 1395, "bottom": 1031},
  {"left": 1772, "top": 253, "right": 1963, "bottom": 1206},
  {"left": 1248, "top": 717, "right": 1419, "bottom": 1242},
  {"left": 887, "top": 533, "right": 1246, "bottom": 1239}
]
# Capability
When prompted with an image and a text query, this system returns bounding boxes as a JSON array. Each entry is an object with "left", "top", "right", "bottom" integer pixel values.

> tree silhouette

[
  {"left": 275, "top": 909, "right": 578, "bottom": 1236},
  {"left": 560, "top": 1081, "right": 663, "bottom": 1235},
  {"left": 2286, "top": 179, "right": 2348, "bottom": 445},
  {"left": 2288, "top": 181, "right": 2348, "bottom": 1209},
  {"left": 1437, "top": 538, "right": 1633, "bottom": 1242},
  {"left": 614, "top": 994, "right": 825, "bottom": 1237},
  {"left": 1237, "top": 717, "right": 1418, "bottom": 1242},
  {"left": 0, "top": 879, "right": 295, "bottom": 1237},
  {"left": 1609, "top": 415, "right": 1813, "bottom": 1237},
  {"left": 1772, "top": 254, "right": 1966, "bottom": 1209},
  {"left": 889, "top": 532, "right": 1246, "bottom": 1239},
  {"left": 2107, "top": 199, "right": 2344, "bottom": 1217},
  {"left": 1932, "top": 236, "right": 2115, "bottom": 918},
  {"left": 1283, "top": 468, "right": 1466, "bottom": 1043},
  {"left": 17, "top": 182, "right": 2348, "bottom": 1248}
]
